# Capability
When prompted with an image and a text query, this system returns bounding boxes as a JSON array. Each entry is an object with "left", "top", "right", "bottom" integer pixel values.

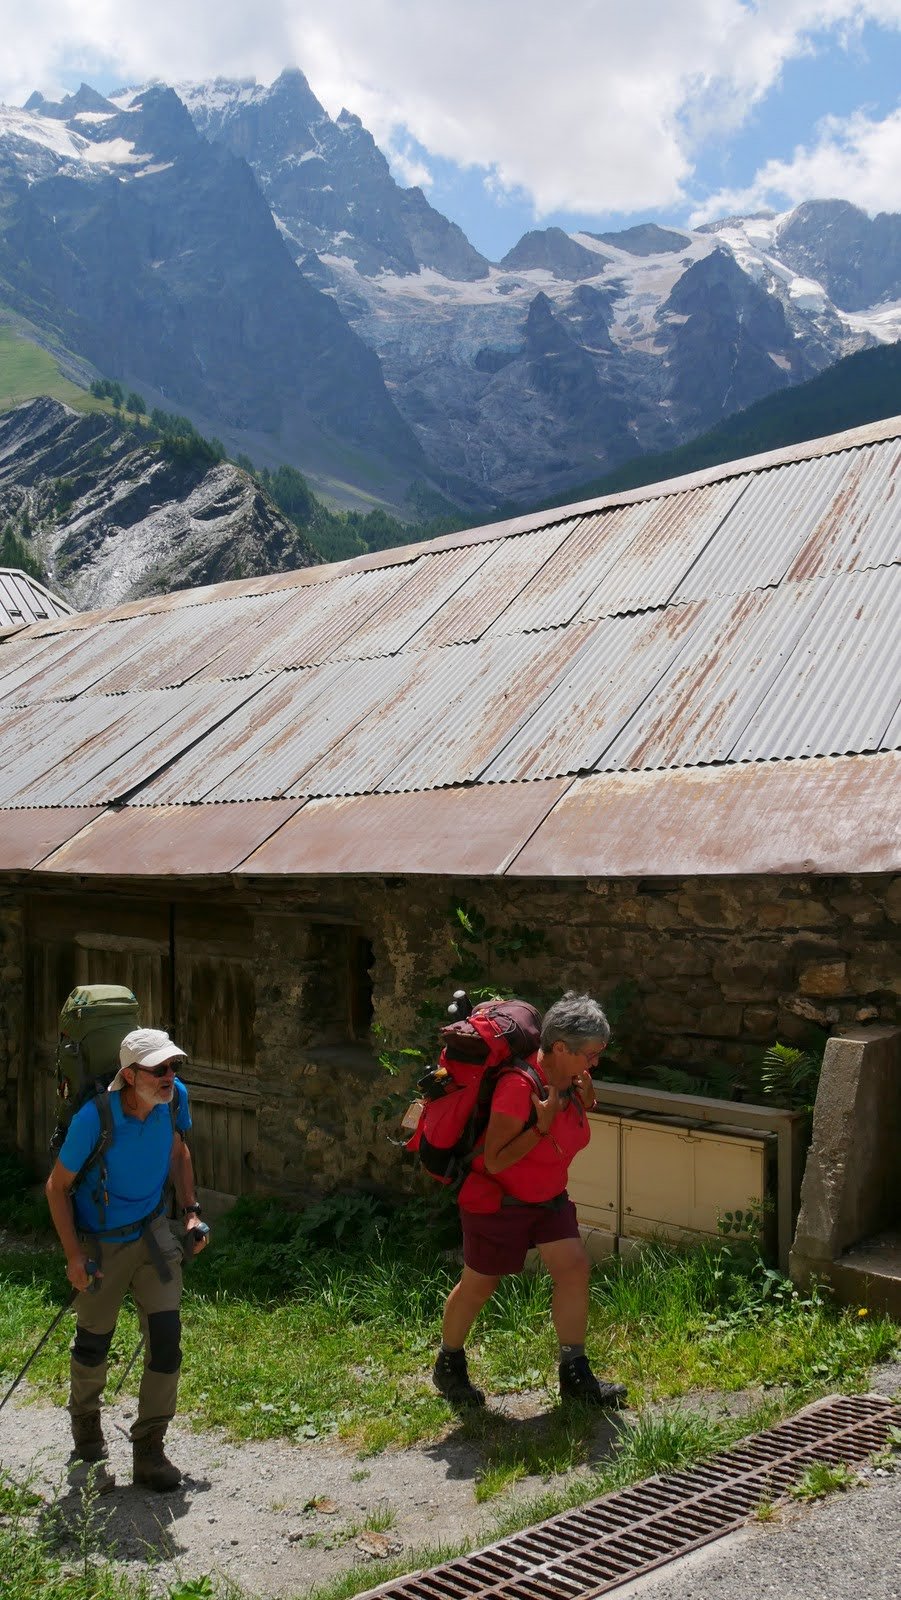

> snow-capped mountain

[
  {"left": 4, "top": 71, "right": 901, "bottom": 511},
  {"left": 0, "top": 82, "right": 427, "bottom": 509},
  {"left": 171, "top": 72, "right": 901, "bottom": 505}
]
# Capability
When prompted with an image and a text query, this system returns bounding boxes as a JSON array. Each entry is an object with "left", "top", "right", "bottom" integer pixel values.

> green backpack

[{"left": 51, "top": 984, "right": 141, "bottom": 1163}]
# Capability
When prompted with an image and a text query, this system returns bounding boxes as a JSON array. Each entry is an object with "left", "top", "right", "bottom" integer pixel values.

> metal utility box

[{"left": 567, "top": 1082, "right": 804, "bottom": 1270}]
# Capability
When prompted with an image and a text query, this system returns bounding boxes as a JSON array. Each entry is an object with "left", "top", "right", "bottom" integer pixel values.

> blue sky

[{"left": 6, "top": 2, "right": 901, "bottom": 260}]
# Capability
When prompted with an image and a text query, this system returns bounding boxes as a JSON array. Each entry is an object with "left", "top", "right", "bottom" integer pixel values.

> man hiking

[
  {"left": 45, "top": 1027, "right": 207, "bottom": 1492},
  {"left": 433, "top": 992, "right": 627, "bottom": 1410}
]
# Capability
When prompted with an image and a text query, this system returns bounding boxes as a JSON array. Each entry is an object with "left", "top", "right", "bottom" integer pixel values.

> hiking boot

[
  {"left": 70, "top": 1411, "right": 108, "bottom": 1463},
  {"left": 132, "top": 1428, "right": 182, "bottom": 1492},
  {"left": 559, "top": 1355, "right": 627, "bottom": 1408},
  {"left": 432, "top": 1347, "right": 485, "bottom": 1409}
]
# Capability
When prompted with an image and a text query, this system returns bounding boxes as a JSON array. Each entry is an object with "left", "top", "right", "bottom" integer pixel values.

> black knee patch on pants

[
  {"left": 147, "top": 1309, "right": 181, "bottom": 1374},
  {"left": 72, "top": 1325, "right": 113, "bottom": 1368}
]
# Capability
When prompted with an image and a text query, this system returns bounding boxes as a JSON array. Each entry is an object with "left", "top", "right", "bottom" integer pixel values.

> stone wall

[{"left": 1, "top": 871, "right": 899, "bottom": 1196}]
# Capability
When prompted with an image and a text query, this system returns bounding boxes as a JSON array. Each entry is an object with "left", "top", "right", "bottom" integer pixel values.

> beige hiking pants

[{"left": 69, "top": 1214, "right": 183, "bottom": 1442}]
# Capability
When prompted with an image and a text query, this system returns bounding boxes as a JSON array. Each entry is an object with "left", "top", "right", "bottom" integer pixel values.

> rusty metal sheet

[
  {"left": 574, "top": 478, "right": 752, "bottom": 622},
  {"left": 481, "top": 604, "right": 706, "bottom": 784},
  {"left": 236, "top": 781, "right": 572, "bottom": 876},
  {"left": 404, "top": 522, "right": 576, "bottom": 651},
  {"left": 333, "top": 544, "right": 498, "bottom": 660},
  {"left": 300, "top": 626, "right": 588, "bottom": 798},
  {"left": 672, "top": 451, "right": 857, "bottom": 603},
  {"left": 598, "top": 579, "right": 832, "bottom": 772},
  {"left": 0, "top": 806, "right": 103, "bottom": 870},
  {"left": 204, "top": 655, "right": 412, "bottom": 802},
  {"left": 134, "top": 663, "right": 352, "bottom": 804},
  {"left": 0, "top": 679, "right": 260, "bottom": 808},
  {"left": 507, "top": 752, "right": 901, "bottom": 877},
  {"left": 481, "top": 509, "right": 653, "bottom": 637},
  {"left": 733, "top": 565, "right": 901, "bottom": 761},
  {"left": 38, "top": 799, "right": 306, "bottom": 875},
  {"left": 191, "top": 575, "right": 367, "bottom": 680},
  {"left": 5, "top": 613, "right": 173, "bottom": 705},
  {"left": 785, "top": 437, "right": 901, "bottom": 582},
  {"left": 95, "top": 597, "right": 271, "bottom": 695},
  {"left": 58, "top": 679, "right": 268, "bottom": 807},
  {"left": 0, "top": 628, "right": 102, "bottom": 705}
]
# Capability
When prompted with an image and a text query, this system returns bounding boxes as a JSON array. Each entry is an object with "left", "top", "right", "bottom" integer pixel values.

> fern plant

[{"left": 760, "top": 1041, "right": 823, "bottom": 1114}]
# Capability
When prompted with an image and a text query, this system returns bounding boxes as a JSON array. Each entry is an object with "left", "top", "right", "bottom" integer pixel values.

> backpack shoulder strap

[
  {"left": 70, "top": 1092, "right": 115, "bottom": 1195},
  {"left": 498, "top": 1058, "right": 544, "bottom": 1129}
]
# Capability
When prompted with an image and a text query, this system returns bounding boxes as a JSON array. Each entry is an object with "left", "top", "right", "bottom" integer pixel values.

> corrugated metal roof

[
  {"left": 508, "top": 751, "right": 901, "bottom": 878},
  {"left": 0, "top": 415, "right": 899, "bottom": 875},
  {"left": 0, "top": 807, "right": 102, "bottom": 871},
  {"left": 732, "top": 563, "right": 901, "bottom": 761},
  {"left": 236, "top": 781, "right": 573, "bottom": 876},
  {"left": 38, "top": 800, "right": 305, "bottom": 875},
  {"left": 0, "top": 568, "right": 72, "bottom": 633}
]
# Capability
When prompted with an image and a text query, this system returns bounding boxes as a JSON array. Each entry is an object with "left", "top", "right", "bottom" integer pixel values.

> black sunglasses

[{"left": 135, "top": 1060, "right": 180, "bottom": 1078}]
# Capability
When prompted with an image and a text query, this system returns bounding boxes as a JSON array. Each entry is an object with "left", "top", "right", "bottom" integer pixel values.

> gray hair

[{"left": 541, "top": 991, "right": 611, "bottom": 1050}]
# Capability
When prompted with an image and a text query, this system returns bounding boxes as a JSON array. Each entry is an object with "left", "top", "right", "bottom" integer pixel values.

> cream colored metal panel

[
  {"left": 621, "top": 1120, "right": 766, "bottom": 1239},
  {"left": 567, "top": 1114, "right": 619, "bottom": 1232}
]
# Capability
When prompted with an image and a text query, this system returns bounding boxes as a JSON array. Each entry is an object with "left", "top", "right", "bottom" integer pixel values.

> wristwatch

[{"left": 182, "top": 1203, "right": 202, "bottom": 1217}]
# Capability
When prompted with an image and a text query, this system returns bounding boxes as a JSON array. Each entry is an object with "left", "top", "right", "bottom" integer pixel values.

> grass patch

[
  {"left": 1, "top": 1194, "right": 897, "bottom": 1474},
  {"left": 0, "top": 327, "right": 105, "bottom": 415},
  {"left": 789, "top": 1460, "right": 859, "bottom": 1500}
]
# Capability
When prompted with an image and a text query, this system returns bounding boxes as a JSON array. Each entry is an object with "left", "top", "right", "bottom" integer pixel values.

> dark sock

[
  {"left": 559, "top": 1343, "right": 585, "bottom": 1364},
  {"left": 440, "top": 1342, "right": 464, "bottom": 1357}
]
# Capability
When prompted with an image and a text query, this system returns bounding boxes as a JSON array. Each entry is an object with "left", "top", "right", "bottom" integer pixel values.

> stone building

[{"left": 0, "top": 416, "right": 898, "bottom": 1225}]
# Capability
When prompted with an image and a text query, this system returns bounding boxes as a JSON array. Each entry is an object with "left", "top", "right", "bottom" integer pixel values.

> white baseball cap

[{"left": 108, "top": 1028, "right": 186, "bottom": 1089}]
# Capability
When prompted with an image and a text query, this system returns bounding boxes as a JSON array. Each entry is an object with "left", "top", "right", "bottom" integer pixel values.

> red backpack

[{"left": 405, "top": 999, "right": 544, "bottom": 1188}]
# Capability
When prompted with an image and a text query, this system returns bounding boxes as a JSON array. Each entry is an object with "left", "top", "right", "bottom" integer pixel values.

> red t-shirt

[{"left": 458, "top": 1057, "right": 591, "bottom": 1214}]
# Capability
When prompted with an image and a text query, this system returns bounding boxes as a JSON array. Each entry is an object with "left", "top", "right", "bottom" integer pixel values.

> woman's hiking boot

[
  {"left": 69, "top": 1412, "right": 115, "bottom": 1493},
  {"left": 432, "top": 1347, "right": 485, "bottom": 1409},
  {"left": 559, "top": 1355, "right": 627, "bottom": 1408},
  {"left": 132, "top": 1428, "right": 182, "bottom": 1492}
]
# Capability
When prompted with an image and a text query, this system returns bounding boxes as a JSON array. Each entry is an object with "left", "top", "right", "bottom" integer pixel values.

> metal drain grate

[{"left": 358, "top": 1395, "right": 893, "bottom": 1600}]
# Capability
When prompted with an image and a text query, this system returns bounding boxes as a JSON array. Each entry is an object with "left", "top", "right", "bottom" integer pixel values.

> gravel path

[{"left": 1, "top": 1364, "right": 898, "bottom": 1599}]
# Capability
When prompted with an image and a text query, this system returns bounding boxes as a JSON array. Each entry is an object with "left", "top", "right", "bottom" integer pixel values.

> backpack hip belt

[
  {"left": 78, "top": 1198, "right": 173, "bottom": 1283},
  {"left": 500, "top": 1190, "right": 569, "bottom": 1211}
]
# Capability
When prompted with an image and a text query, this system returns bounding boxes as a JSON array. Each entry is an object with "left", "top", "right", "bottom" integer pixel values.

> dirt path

[{"left": 2, "top": 1365, "right": 898, "bottom": 1599}]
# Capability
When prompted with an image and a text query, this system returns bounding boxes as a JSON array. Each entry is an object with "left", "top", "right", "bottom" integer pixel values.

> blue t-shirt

[{"left": 58, "top": 1079, "right": 191, "bottom": 1240}]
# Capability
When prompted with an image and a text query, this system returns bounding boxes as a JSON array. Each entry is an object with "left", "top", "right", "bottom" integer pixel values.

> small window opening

[{"left": 306, "top": 925, "right": 374, "bottom": 1045}]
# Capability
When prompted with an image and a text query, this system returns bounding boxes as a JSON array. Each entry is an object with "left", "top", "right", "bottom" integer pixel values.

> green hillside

[
  {"left": 536, "top": 341, "right": 901, "bottom": 510},
  {"left": 0, "top": 326, "right": 109, "bottom": 414}
]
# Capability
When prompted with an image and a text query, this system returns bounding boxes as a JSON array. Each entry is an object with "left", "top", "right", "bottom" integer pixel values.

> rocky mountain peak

[{"left": 501, "top": 227, "right": 607, "bottom": 280}]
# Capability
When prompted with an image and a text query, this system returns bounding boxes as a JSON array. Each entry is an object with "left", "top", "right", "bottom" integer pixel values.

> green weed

[{"left": 789, "top": 1461, "right": 859, "bottom": 1500}]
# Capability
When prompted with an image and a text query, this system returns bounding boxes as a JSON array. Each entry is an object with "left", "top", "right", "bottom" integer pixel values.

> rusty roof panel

[
  {"left": 481, "top": 604, "right": 706, "bottom": 784},
  {"left": 476, "top": 511, "right": 645, "bottom": 636},
  {"left": 508, "top": 752, "right": 901, "bottom": 877},
  {"left": 203, "top": 655, "right": 411, "bottom": 802},
  {"left": 574, "top": 478, "right": 752, "bottom": 621},
  {"left": 330, "top": 544, "right": 497, "bottom": 660},
  {"left": 672, "top": 451, "right": 858, "bottom": 603},
  {"left": 192, "top": 574, "right": 366, "bottom": 680},
  {"left": 0, "top": 694, "right": 140, "bottom": 804},
  {"left": 237, "top": 781, "right": 572, "bottom": 876},
  {"left": 0, "top": 806, "right": 103, "bottom": 870},
  {"left": 94, "top": 598, "right": 270, "bottom": 694},
  {"left": 785, "top": 438, "right": 901, "bottom": 581},
  {"left": 300, "top": 627, "right": 588, "bottom": 798},
  {"left": 6, "top": 613, "right": 173, "bottom": 705},
  {"left": 404, "top": 522, "right": 576, "bottom": 651},
  {"left": 0, "top": 680, "right": 257, "bottom": 808},
  {"left": 38, "top": 799, "right": 305, "bottom": 875},
  {"left": 733, "top": 564, "right": 901, "bottom": 761},
  {"left": 0, "top": 629, "right": 99, "bottom": 705},
  {"left": 57, "top": 679, "right": 267, "bottom": 806},
  {"left": 134, "top": 663, "right": 352, "bottom": 804},
  {"left": 598, "top": 579, "right": 831, "bottom": 771}
]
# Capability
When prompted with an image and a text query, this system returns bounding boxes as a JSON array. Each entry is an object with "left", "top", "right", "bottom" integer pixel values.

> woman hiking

[{"left": 433, "top": 992, "right": 627, "bottom": 1410}]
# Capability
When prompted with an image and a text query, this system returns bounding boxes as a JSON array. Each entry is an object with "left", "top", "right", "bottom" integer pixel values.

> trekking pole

[
  {"left": 0, "top": 1261, "right": 100, "bottom": 1416},
  {"left": 112, "top": 1223, "right": 209, "bottom": 1400}
]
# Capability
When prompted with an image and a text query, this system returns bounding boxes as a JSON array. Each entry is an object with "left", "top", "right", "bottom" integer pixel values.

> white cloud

[
  {"left": 384, "top": 140, "right": 433, "bottom": 192},
  {"left": 4, "top": 1, "right": 901, "bottom": 216},
  {"left": 692, "top": 102, "right": 901, "bottom": 220}
]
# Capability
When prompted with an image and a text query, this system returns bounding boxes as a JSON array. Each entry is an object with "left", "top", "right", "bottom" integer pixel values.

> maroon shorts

[{"left": 460, "top": 1195, "right": 580, "bottom": 1276}]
